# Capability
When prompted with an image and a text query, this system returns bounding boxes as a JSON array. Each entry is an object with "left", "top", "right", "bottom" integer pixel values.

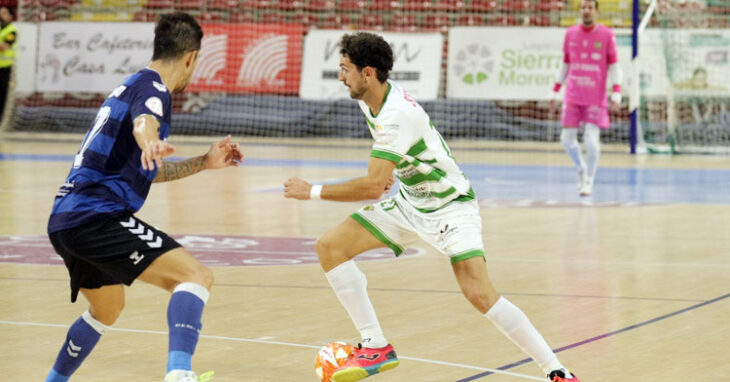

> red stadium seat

[
  {"left": 260, "top": 12, "right": 286, "bottom": 23},
  {"left": 198, "top": 12, "right": 224, "bottom": 22},
  {"left": 708, "top": 5, "right": 730, "bottom": 15},
  {"left": 44, "top": 0, "right": 74, "bottom": 5},
  {"left": 708, "top": 15, "right": 729, "bottom": 27},
  {"left": 498, "top": 0, "right": 530, "bottom": 11},
  {"left": 337, "top": 0, "right": 366, "bottom": 10},
  {"left": 530, "top": 15, "right": 552, "bottom": 26},
  {"left": 391, "top": 12, "right": 417, "bottom": 31},
  {"left": 369, "top": 0, "right": 399, "bottom": 11},
  {"left": 491, "top": 14, "right": 520, "bottom": 25},
  {"left": 145, "top": 0, "right": 175, "bottom": 9},
  {"left": 133, "top": 11, "right": 158, "bottom": 21},
  {"left": 209, "top": 0, "right": 240, "bottom": 9},
  {"left": 229, "top": 11, "right": 255, "bottom": 22},
  {"left": 435, "top": 0, "right": 463, "bottom": 11},
  {"left": 322, "top": 13, "right": 352, "bottom": 28},
  {"left": 402, "top": 0, "right": 433, "bottom": 11},
  {"left": 358, "top": 13, "right": 384, "bottom": 28},
  {"left": 456, "top": 14, "right": 482, "bottom": 25},
  {"left": 292, "top": 11, "right": 318, "bottom": 26},
  {"left": 421, "top": 13, "right": 450, "bottom": 31},
  {"left": 279, "top": 0, "right": 303, "bottom": 10},
  {"left": 39, "top": 11, "right": 58, "bottom": 20},
  {"left": 305, "top": 0, "right": 334, "bottom": 10},
  {"left": 177, "top": 0, "right": 206, "bottom": 9},
  {"left": 240, "top": 0, "right": 275, "bottom": 9},
  {"left": 534, "top": 0, "right": 564, "bottom": 12},
  {"left": 467, "top": 0, "right": 496, "bottom": 12}
]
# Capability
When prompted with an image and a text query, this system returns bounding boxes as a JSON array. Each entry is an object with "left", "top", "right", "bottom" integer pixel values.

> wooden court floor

[{"left": 1, "top": 134, "right": 728, "bottom": 381}]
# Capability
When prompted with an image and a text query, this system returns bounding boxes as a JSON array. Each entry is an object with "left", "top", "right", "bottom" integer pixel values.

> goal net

[
  {"left": 639, "top": 0, "right": 730, "bottom": 154},
  {"left": 7, "top": 0, "right": 635, "bottom": 147}
]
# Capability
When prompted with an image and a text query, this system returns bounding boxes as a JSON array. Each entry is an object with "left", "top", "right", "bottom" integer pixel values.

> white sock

[
  {"left": 560, "top": 128, "right": 585, "bottom": 172},
  {"left": 81, "top": 310, "right": 109, "bottom": 335},
  {"left": 485, "top": 297, "right": 571, "bottom": 377},
  {"left": 583, "top": 123, "right": 601, "bottom": 184},
  {"left": 325, "top": 260, "right": 388, "bottom": 348}
]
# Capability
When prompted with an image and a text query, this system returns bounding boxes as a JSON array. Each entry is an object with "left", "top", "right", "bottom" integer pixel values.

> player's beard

[
  {"left": 348, "top": 79, "right": 367, "bottom": 99},
  {"left": 582, "top": 13, "right": 594, "bottom": 26}
]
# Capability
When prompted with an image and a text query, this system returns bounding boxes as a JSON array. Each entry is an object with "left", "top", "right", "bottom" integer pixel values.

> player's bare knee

[
  {"left": 171, "top": 264, "right": 214, "bottom": 291},
  {"left": 198, "top": 265, "right": 214, "bottom": 290},
  {"left": 90, "top": 301, "right": 124, "bottom": 326},
  {"left": 314, "top": 237, "right": 338, "bottom": 260},
  {"left": 315, "top": 237, "right": 350, "bottom": 270},
  {"left": 314, "top": 236, "right": 328, "bottom": 255}
]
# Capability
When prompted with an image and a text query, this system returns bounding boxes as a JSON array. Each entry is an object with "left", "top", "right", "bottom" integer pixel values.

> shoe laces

[
  {"left": 548, "top": 369, "right": 567, "bottom": 381},
  {"left": 174, "top": 371, "right": 214, "bottom": 382},
  {"left": 197, "top": 371, "right": 214, "bottom": 382}
]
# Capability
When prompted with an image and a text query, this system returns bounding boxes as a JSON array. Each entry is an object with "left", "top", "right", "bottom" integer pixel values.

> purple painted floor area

[{"left": 0, "top": 235, "right": 420, "bottom": 266}]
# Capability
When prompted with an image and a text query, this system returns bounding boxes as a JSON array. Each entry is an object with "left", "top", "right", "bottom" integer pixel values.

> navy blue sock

[
  {"left": 167, "top": 283, "right": 209, "bottom": 372},
  {"left": 46, "top": 311, "right": 107, "bottom": 382}
]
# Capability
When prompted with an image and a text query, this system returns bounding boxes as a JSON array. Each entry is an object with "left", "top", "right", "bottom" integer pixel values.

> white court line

[
  {"left": 0, "top": 319, "right": 543, "bottom": 381},
  {"left": 484, "top": 257, "right": 730, "bottom": 268}
]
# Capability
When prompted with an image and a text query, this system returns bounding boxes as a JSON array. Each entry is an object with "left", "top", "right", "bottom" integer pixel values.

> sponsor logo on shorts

[
  {"left": 439, "top": 224, "right": 459, "bottom": 242},
  {"left": 379, "top": 200, "right": 397, "bottom": 211},
  {"left": 129, "top": 250, "right": 145, "bottom": 265}
]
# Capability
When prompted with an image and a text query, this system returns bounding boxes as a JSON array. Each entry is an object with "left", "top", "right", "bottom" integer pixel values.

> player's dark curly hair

[
  {"left": 340, "top": 32, "right": 393, "bottom": 83},
  {"left": 153, "top": 12, "right": 203, "bottom": 61}
]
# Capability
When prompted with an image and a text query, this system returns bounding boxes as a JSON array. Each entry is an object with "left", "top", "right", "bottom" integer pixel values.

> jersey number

[{"left": 74, "top": 106, "right": 111, "bottom": 168}]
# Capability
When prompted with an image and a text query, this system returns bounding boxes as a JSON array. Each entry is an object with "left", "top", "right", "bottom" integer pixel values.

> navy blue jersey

[{"left": 48, "top": 68, "right": 172, "bottom": 233}]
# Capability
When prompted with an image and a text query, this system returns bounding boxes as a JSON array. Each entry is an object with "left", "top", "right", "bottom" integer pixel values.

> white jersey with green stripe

[{"left": 359, "top": 80, "right": 473, "bottom": 212}]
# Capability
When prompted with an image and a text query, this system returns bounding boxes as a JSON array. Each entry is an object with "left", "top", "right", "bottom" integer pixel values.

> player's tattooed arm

[
  {"left": 153, "top": 135, "right": 241, "bottom": 183},
  {"left": 153, "top": 155, "right": 206, "bottom": 183}
]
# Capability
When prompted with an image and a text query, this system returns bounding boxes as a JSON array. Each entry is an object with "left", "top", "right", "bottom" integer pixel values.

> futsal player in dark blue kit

[{"left": 44, "top": 13, "right": 242, "bottom": 382}]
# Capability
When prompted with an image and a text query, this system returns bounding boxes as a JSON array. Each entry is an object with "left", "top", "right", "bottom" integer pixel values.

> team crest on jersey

[
  {"left": 375, "top": 128, "right": 398, "bottom": 146},
  {"left": 145, "top": 97, "right": 164, "bottom": 117},
  {"left": 594, "top": 42, "right": 602, "bottom": 49},
  {"left": 152, "top": 81, "right": 168, "bottom": 92}
]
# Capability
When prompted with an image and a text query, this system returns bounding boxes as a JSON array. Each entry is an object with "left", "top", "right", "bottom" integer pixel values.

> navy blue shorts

[{"left": 49, "top": 212, "right": 181, "bottom": 302}]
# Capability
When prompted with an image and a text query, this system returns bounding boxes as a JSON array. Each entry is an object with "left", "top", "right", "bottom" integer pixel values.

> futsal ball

[{"left": 315, "top": 341, "right": 356, "bottom": 382}]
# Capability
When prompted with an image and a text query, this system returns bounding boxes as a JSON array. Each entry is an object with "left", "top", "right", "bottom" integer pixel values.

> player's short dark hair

[
  {"left": 340, "top": 32, "right": 393, "bottom": 83},
  {"left": 582, "top": 0, "right": 599, "bottom": 10},
  {"left": 152, "top": 12, "right": 203, "bottom": 61}
]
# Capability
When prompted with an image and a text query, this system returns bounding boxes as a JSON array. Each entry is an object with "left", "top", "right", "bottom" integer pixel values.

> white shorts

[{"left": 351, "top": 193, "right": 485, "bottom": 264}]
